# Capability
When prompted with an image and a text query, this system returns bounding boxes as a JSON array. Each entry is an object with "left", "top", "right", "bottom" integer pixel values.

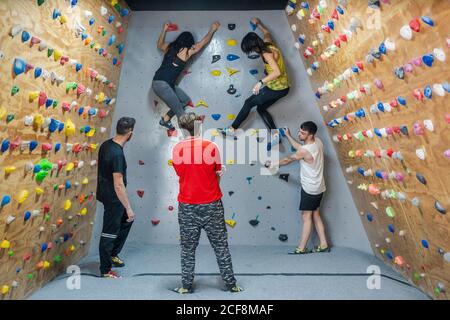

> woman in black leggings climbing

[
  {"left": 152, "top": 21, "right": 220, "bottom": 130},
  {"left": 219, "top": 17, "right": 290, "bottom": 150}
]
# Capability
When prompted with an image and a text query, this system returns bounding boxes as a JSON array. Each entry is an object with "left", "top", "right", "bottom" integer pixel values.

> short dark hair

[
  {"left": 178, "top": 112, "right": 198, "bottom": 136},
  {"left": 300, "top": 121, "right": 317, "bottom": 135},
  {"left": 116, "top": 117, "right": 135, "bottom": 135}
]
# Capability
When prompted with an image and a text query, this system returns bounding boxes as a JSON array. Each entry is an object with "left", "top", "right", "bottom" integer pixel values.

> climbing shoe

[
  {"left": 267, "top": 133, "right": 281, "bottom": 151},
  {"left": 159, "top": 117, "right": 175, "bottom": 131},
  {"left": 229, "top": 285, "right": 244, "bottom": 293},
  {"left": 288, "top": 247, "right": 312, "bottom": 255},
  {"left": 172, "top": 287, "right": 193, "bottom": 294},
  {"left": 111, "top": 256, "right": 125, "bottom": 267},
  {"left": 313, "top": 246, "right": 331, "bottom": 253},
  {"left": 102, "top": 270, "right": 121, "bottom": 278}
]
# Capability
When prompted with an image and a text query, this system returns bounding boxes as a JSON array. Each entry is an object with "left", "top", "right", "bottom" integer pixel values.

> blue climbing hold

[
  {"left": 327, "top": 20, "right": 334, "bottom": 30},
  {"left": 424, "top": 86, "right": 432, "bottom": 99},
  {"left": 98, "top": 48, "right": 104, "bottom": 55},
  {"left": 58, "top": 122, "right": 65, "bottom": 132},
  {"left": 49, "top": 119, "right": 59, "bottom": 133},
  {"left": 416, "top": 173, "right": 427, "bottom": 185},
  {"left": 52, "top": 8, "right": 61, "bottom": 20},
  {"left": 88, "top": 108, "right": 96, "bottom": 116},
  {"left": 81, "top": 32, "right": 88, "bottom": 40},
  {"left": 211, "top": 114, "right": 221, "bottom": 121},
  {"left": 24, "top": 211, "right": 31, "bottom": 221},
  {"left": 29, "top": 140, "right": 38, "bottom": 152},
  {"left": 117, "top": 43, "right": 124, "bottom": 54},
  {"left": 315, "top": 91, "right": 321, "bottom": 99},
  {"left": 357, "top": 167, "right": 365, "bottom": 176},
  {"left": 34, "top": 67, "right": 42, "bottom": 78},
  {"left": 367, "top": 214, "right": 373, "bottom": 222},
  {"left": 377, "top": 102, "right": 385, "bottom": 112},
  {"left": 41, "top": 243, "right": 48, "bottom": 252},
  {"left": 385, "top": 251, "right": 393, "bottom": 260},
  {"left": 1, "top": 139, "right": 10, "bottom": 153},
  {"left": 250, "top": 21, "right": 257, "bottom": 31},
  {"left": 421, "top": 16, "right": 434, "bottom": 27},
  {"left": 379, "top": 42, "right": 386, "bottom": 55},
  {"left": 351, "top": 65, "right": 359, "bottom": 73},
  {"left": 108, "top": 35, "right": 116, "bottom": 46},
  {"left": 55, "top": 143, "right": 61, "bottom": 152},
  {"left": 298, "top": 35, "right": 305, "bottom": 44},
  {"left": 65, "top": 181, "right": 71, "bottom": 189},
  {"left": 421, "top": 239, "right": 429, "bottom": 249},
  {"left": 399, "top": 125, "right": 408, "bottom": 136},
  {"left": 1, "top": 195, "right": 11, "bottom": 207},
  {"left": 45, "top": 98, "right": 53, "bottom": 108},
  {"left": 105, "top": 98, "right": 112, "bottom": 105},
  {"left": 397, "top": 96, "right": 407, "bottom": 106},
  {"left": 21, "top": 30, "right": 30, "bottom": 42},
  {"left": 78, "top": 106, "right": 84, "bottom": 116},
  {"left": 226, "top": 54, "right": 240, "bottom": 61},
  {"left": 355, "top": 108, "right": 365, "bottom": 118},
  {"left": 388, "top": 224, "right": 395, "bottom": 233},
  {"left": 89, "top": 17, "right": 95, "bottom": 26},
  {"left": 13, "top": 57, "right": 27, "bottom": 76},
  {"left": 249, "top": 69, "right": 258, "bottom": 76},
  {"left": 120, "top": 8, "right": 129, "bottom": 17},
  {"left": 63, "top": 233, "right": 69, "bottom": 242},
  {"left": 70, "top": 0, "right": 78, "bottom": 7},
  {"left": 33, "top": 165, "right": 41, "bottom": 174},
  {"left": 108, "top": 15, "right": 114, "bottom": 24},
  {"left": 422, "top": 54, "right": 434, "bottom": 67},
  {"left": 442, "top": 82, "right": 450, "bottom": 93},
  {"left": 336, "top": 6, "right": 344, "bottom": 15},
  {"left": 75, "top": 63, "right": 82, "bottom": 72},
  {"left": 301, "top": 2, "right": 309, "bottom": 9},
  {"left": 375, "top": 170, "right": 383, "bottom": 179},
  {"left": 113, "top": 57, "right": 118, "bottom": 65},
  {"left": 84, "top": 126, "right": 91, "bottom": 133},
  {"left": 374, "top": 128, "right": 382, "bottom": 137}
]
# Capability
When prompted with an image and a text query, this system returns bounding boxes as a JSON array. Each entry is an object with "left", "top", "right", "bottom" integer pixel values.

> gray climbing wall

[{"left": 90, "top": 10, "right": 372, "bottom": 253}]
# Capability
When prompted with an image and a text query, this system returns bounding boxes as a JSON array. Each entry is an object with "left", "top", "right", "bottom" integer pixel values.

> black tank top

[{"left": 153, "top": 51, "right": 187, "bottom": 87}]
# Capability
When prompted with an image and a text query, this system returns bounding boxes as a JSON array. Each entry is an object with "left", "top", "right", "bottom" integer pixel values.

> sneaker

[
  {"left": 229, "top": 285, "right": 244, "bottom": 293},
  {"left": 111, "top": 256, "right": 125, "bottom": 267},
  {"left": 172, "top": 287, "right": 193, "bottom": 294},
  {"left": 102, "top": 270, "right": 121, "bottom": 278},
  {"left": 267, "top": 133, "right": 281, "bottom": 151},
  {"left": 288, "top": 247, "right": 312, "bottom": 255},
  {"left": 218, "top": 127, "right": 235, "bottom": 137},
  {"left": 313, "top": 245, "right": 331, "bottom": 253},
  {"left": 159, "top": 117, "right": 175, "bottom": 131}
]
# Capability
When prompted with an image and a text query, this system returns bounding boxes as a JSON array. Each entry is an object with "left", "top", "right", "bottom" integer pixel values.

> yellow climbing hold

[
  {"left": 69, "top": 245, "right": 75, "bottom": 252},
  {"left": 226, "top": 39, "right": 237, "bottom": 46},
  {"left": 211, "top": 129, "right": 219, "bottom": 137},
  {"left": 225, "top": 219, "right": 236, "bottom": 227},
  {"left": 4, "top": 166, "right": 16, "bottom": 174},
  {"left": 227, "top": 114, "right": 236, "bottom": 120},
  {"left": 33, "top": 114, "right": 44, "bottom": 128},
  {"left": 196, "top": 99, "right": 208, "bottom": 108},
  {"left": 0, "top": 107, "right": 6, "bottom": 120},
  {"left": 1, "top": 285, "right": 10, "bottom": 295},
  {"left": 64, "top": 199, "right": 72, "bottom": 211},
  {"left": 35, "top": 187, "right": 44, "bottom": 195},
  {"left": 227, "top": 159, "right": 235, "bottom": 165},
  {"left": 249, "top": 129, "right": 258, "bottom": 136},
  {"left": 226, "top": 67, "right": 239, "bottom": 76},
  {"left": 80, "top": 208, "right": 87, "bottom": 216},
  {"left": 66, "top": 162, "right": 75, "bottom": 172},
  {"left": 348, "top": 150, "right": 356, "bottom": 158},
  {"left": 210, "top": 70, "right": 221, "bottom": 76},
  {"left": 17, "top": 190, "right": 29, "bottom": 204},
  {"left": 60, "top": 15, "right": 67, "bottom": 24},
  {"left": 65, "top": 119, "right": 76, "bottom": 137},
  {"left": 29, "top": 91, "right": 39, "bottom": 102},
  {"left": 53, "top": 50, "right": 62, "bottom": 61},
  {"left": 86, "top": 128, "right": 96, "bottom": 137},
  {"left": 96, "top": 92, "right": 106, "bottom": 103},
  {"left": 90, "top": 143, "right": 97, "bottom": 150},
  {"left": 111, "top": 0, "right": 118, "bottom": 5},
  {"left": 43, "top": 261, "right": 50, "bottom": 269},
  {"left": 168, "top": 159, "right": 173, "bottom": 166},
  {"left": 82, "top": 177, "right": 89, "bottom": 185},
  {"left": 0, "top": 240, "right": 11, "bottom": 249}
]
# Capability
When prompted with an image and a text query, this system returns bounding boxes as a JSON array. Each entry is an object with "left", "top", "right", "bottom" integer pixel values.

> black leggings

[{"left": 232, "top": 86, "right": 289, "bottom": 130}]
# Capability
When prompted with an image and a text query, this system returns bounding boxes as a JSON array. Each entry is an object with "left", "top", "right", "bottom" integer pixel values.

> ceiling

[{"left": 125, "top": 0, "right": 287, "bottom": 11}]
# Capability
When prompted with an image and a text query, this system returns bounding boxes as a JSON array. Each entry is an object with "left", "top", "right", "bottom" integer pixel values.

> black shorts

[{"left": 299, "top": 189, "right": 323, "bottom": 211}]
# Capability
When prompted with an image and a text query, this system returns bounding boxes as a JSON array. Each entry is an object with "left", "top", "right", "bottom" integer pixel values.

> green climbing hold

[
  {"left": 35, "top": 170, "right": 49, "bottom": 183},
  {"left": 102, "top": 30, "right": 107, "bottom": 37},
  {"left": 52, "top": 100, "right": 58, "bottom": 108},
  {"left": 47, "top": 48, "right": 54, "bottom": 57},
  {"left": 8, "top": 250, "right": 14, "bottom": 257},
  {"left": 37, "top": 0, "right": 45, "bottom": 5},
  {"left": 39, "top": 159, "right": 53, "bottom": 171},
  {"left": 45, "top": 214, "right": 51, "bottom": 221},
  {"left": 11, "top": 86, "right": 20, "bottom": 96},
  {"left": 90, "top": 42, "right": 95, "bottom": 48},
  {"left": 6, "top": 114, "right": 15, "bottom": 123},
  {"left": 66, "top": 82, "right": 78, "bottom": 92},
  {"left": 53, "top": 184, "right": 58, "bottom": 191},
  {"left": 114, "top": 3, "right": 121, "bottom": 11},
  {"left": 27, "top": 273, "right": 33, "bottom": 280},
  {"left": 434, "top": 287, "right": 441, "bottom": 294},
  {"left": 54, "top": 255, "right": 62, "bottom": 263},
  {"left": 385, "top": 206, "right": 396, "bottom": 218}
]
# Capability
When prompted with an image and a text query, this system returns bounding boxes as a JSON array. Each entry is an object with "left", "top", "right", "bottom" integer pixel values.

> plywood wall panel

[{"left": 286, "top": 0, "right": 449, "bottom": 299}]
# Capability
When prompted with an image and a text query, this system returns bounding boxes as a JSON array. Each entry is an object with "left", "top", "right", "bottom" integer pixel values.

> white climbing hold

[{"left": 100, "top": 6, "right": 108, "bottom": 16}]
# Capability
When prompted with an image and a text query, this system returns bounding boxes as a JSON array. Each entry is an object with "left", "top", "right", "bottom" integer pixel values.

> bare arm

[
  {"left": 188, "top": 21, "right": 220, "bottom": 56},
  {"left": 113, "top": 173, "right": 134, "bottom": 221},
  {"left": 252, "top": 18, "right": 273, "bottom": 43},
  {"left": 261, "top": 52, "right": 281, "bottom": 82},
  {"left": 285, "top": 130, "right": 302, "bottom": 151},
  {"left": 157, "top": 22, "right": 170, "bottom": 52}
]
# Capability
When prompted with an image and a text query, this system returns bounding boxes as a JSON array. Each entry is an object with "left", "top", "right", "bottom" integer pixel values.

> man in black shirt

[{"left": 97, "top": 117, "right": 136, "bottom": 278}]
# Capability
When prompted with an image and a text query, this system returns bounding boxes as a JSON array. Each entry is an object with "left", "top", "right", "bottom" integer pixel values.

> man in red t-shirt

[{"left": 171, "top": 112, "right": 242, "bottom": 294}]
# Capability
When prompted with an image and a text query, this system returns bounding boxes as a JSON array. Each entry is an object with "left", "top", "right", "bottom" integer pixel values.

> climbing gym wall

[
  {"left": 90, "top": 9, "right": 372, "bottom": 254},
  {"left": 286, "top": 0, "right": 450, "bottom": 299},
  {"left": 0, "top": 0, "right": 130, "bottom": 299}
]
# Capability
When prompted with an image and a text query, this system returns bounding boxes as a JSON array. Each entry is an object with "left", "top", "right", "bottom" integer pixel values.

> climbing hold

[
  {"left": 249, "top": 217, "right": 259, "bottom": 227},
  {"left": 226, "top": 54, "right": 240, "bottom": 61},
  {"left": 21, "top": 30, "right": 30, "bottom": 43},
  {"left": 248, "top": 53, "right": 260, "bottom": 59},
  {"left": 421, "top": 240, "right": 429, "bottom": 249},
  {"left": 415, "top": 173, "right": 427, "bottom": 185},
  {"left": 433, "top": 48, "right": 446, "bottom": 62},
  {"left": 227, "top": 114, "right": 235, "bottom": 120},
  {"left": 421, "top": 16, "right": 434, "bottom": 27},
  {"left": 409, "top": 17, "right": 420, "bottom": 32},
  {"left": 64, "top": 119, "right": 76, "bottom": 137},
  {"left": 226, "top": 39, "right": 237, "bottom": 46},
  {"left": 434, "top": 201, "right": 446, "bottom": 214},
  {"left": 13, "top": 57, "right": 27, "bottom": 76},
  {"left": 227, "top": 85, "right": 237, "bottom": 95},
  {"left": 196, "top": 99, "right": 208, "bottom": 108},
  {"left": 278, "top": 234, "right": 288, "bottom": 242},
  {"left": 400, "top": 25, "right": 412, "bottom": 40},
  {"left": 11, "top": 86, "right": 20, "bottom": 96},
  {"left": 1, "top": 239, "right": 11, "bottom": 249},
  {"left": 211, "top": 114, "right": 221, "bottom": 121},
  {"left": 422, "top": 54, "right": 434, "bottom": 67},
  {"left": 228, "top": 23, "right": 236, "bottom": 30},
  {"left": 210, "top": 70, "right": 221, "bottom": 76},
  {"left": 249, "top": 69, "right": 258, "bottom": 76},
  {"left": 279, "top": 173, "right": 289, "bottom": 182},
  {"left": 226, "top": 67, "right": 239, "bottom": 76},
  {"left": 137, "top": 190, "right": 144, "bottom": 198},
  {"left": 394, "top": 66, "right": 405, "bottom": 80},
  {"left": 212, "top": 55, "right": 221, "bottom": 63}
]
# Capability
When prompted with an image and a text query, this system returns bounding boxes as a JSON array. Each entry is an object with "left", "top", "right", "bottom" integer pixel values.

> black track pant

[
  {"left": 99, "top": 201, "right": 133, "bottom": 274},
  {"left": 178, "top": 200, "right": 237, "bottom": 290},
  {"left": 232, "top": 86, "right": 289, "bottom": 130}
]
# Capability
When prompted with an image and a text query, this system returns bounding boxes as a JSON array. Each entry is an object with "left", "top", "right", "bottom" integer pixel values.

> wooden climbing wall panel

[
  {"left": 286, "top": 0, "right": 449, "bottom": 299},
  {"left": 0, "top": 0, "right": 130, "bottom": 299}
]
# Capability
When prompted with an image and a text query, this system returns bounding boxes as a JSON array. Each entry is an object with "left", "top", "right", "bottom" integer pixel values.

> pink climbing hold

[
  {"left": 38, "top": 91, "right": 47, "bottom": 107},
  {"left": 168, "top": 205, "right": 174, "bottom": 211},
  {"left": 139, "top": 160, "right": 145, "bottom": 165},
  {"left": 151, "top": 219, "right": 160, "bottom": 226}
]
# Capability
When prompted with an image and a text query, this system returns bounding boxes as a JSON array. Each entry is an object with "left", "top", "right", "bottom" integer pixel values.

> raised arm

[
  {"left": 284, "top": 128, "right": 302, "bottom": 151},
  {"left": 252, "top": 17, "right": 273, "bottom": 43},
  {"left": 188, "top": 21, "right": 220, "bottom": 56},
  {"left": 157, "top": 22, "right": 170, "bottom": 53}
]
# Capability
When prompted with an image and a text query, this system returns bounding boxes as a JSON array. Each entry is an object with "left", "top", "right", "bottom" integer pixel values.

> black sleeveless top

[{"left": 153, "top": 51, "right": 187, "bottom": 87}]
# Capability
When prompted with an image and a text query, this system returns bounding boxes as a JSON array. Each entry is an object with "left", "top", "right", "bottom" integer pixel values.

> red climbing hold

[
  {"left": 151, "top": 219, "right": 160, "bottom": 226},
  {"left": 137, "top": 190, "right": 144, "bottom": 198},
  {"left": 168, "top": 205, "right": 174, "bottom": 211},
  {"left": 186, "top": 101, "right": 194, "bottom": 108},
  {"left": 356, "top": 61, "right": 364, "bottom": 70},
  {"left": 409, "top": 17, "right": 420, "bottom": 32},
  {"left": 43, "top": 203, "right": 50, "bottom": 214},
  {"left": 334, "top": 39, "right": 341, "bottom": 48},
  {"left": 139, "top": 160, "right": 145, "bottom": 165},
  {"left": 167, "top": 23, "right": 178, "bottom": 32},
  {"left": 331, "top": 9, "right": 339, "bottom": 20},
  {"left": 339, "top": 34, "right": 348, "bottom": 42}
]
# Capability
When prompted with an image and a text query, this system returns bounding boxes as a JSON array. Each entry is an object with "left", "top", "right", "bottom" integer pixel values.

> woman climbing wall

[
  {"left": 152, "top": 21, "right": 220, "bottom": 131},
  {"left": 219, "top": 17, "right": 290, "bottom": 151}
]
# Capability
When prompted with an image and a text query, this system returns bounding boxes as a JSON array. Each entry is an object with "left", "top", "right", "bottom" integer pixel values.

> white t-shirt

[{"left": 299, "top": 138, "right": 326, "bottom": 195}]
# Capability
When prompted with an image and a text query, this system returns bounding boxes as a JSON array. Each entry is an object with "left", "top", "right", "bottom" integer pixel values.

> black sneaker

[{"left": 159, "top": 117, "right": 175, "bottom": 131}]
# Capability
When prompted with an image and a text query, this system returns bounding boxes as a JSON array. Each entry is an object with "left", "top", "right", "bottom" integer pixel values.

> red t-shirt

[{"left": 172, "top": 137, "right": 223, "bottom": 204}]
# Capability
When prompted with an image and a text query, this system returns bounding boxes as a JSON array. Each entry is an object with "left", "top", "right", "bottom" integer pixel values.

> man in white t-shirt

[{"left": 265, "top": 121, "right": 330, "bottom": 254}]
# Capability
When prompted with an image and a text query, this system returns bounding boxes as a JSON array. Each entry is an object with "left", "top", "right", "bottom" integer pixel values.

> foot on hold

[
  {"left": 227, "top": 285, "right": 244, "bottom": 293},
  {"left": 218, "top": 127, "right": 235, "bottom": 137},
  {"left": 313, "top": 245, "right": 331, "bottom": 253},
  {"left": 172, "top": 287, "right": 193, "bottom": 294},
  {"left": 288, "top": 247, "right": 312, "bottom": 255},
  {"left": 159, "top": 117, "right": 175, "bottom": 131},
  {"left": 111, "top": 256, "right": 125, "bottom": 267},
  {"left": 102, "top": 270, "right": 121, "bottom": 278}
]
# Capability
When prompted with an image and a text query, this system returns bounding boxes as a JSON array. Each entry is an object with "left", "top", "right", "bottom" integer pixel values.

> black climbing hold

[
  {"left": 249, "top": 219, "right": 259, "bottom": 227},
  {"left": 415, "top": 173, "right": 427, "bottom": 185},
  {"left": 399, "top": 125, "right": 409, "bottom": 136},
  {"left": 279, "top": 234, "right": 288, "bottom": 242},
  {"left": 435, "top": 201, "right": 446, "bottom": 214},
  {"left": 212, "top": 55, "right": 221, "bottom": 63},
  {"left": 256, "top": 137, "right": 265, "bottom": 143},
  {"left": 271, "top": 227, "right": 276, "bottom": 231},
  {"left": 248, "top": 53, "right": 260, "bottom": 59},
  {"left": 257, "top": 196, "right": 262, "bottom": 200},
  {"left": 228, "top": 191, "right": 234, "bottom": 196},
  {"left": 266, "top": 206, "right": 271, "bottom": 209},
  {"left": 228, "top": 24, "right": 236, "bottom": 30},
  {"left": 227, "top": 84, "right": 237, "bottom": 95},
  {"left": 279, "top": 174, "right": 289, "bottom": 182}
]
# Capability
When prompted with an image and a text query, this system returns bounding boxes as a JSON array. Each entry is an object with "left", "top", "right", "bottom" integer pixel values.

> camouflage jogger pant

[{"left": 178, "top": 200, "right": 237, "bottom": 289}]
